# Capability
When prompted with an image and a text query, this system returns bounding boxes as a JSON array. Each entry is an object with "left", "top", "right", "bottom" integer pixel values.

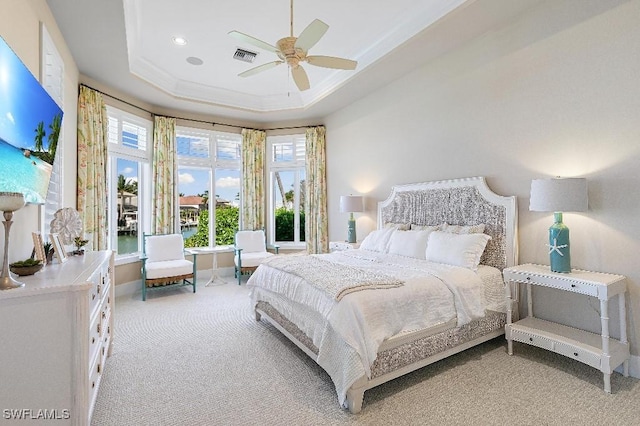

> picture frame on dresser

[
  {"left": 32, "top": 232, "right": 45, "bottom": 262},
  {"left": 50, "top": 233, "right": 67, "bottom": 263}
]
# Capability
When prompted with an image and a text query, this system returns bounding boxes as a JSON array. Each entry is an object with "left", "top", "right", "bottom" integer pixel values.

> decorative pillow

[
  {"left": 425, "top": 231, "right": 491, "bottom": 270},
  {"left": 384, "top": 222, "right": 410, "bottom": 231},
  {"left": 410, "top": 224, "right": 441, "bottom": 231},
  {"left": 441, "top": 223, "right": 486, "bottom": 234},
  {"left": 360, "top": 227, "right": 395, "bottom": 253},
  {"left": 388, "top": 230, "right": 433, "bottom": 259}
]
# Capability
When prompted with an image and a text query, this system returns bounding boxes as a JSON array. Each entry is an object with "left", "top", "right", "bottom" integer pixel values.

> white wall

[
  {"left": 0, "top": 0, "right": 79, "bottom": 263},
  {"left": 326, "top": 0, "right": 640, "bottom": 355}
]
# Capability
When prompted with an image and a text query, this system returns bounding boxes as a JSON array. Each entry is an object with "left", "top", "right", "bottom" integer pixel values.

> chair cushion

[
  {"left": 146, "top": 234, "right": 185, "bottom": 263},
  {"left": 145, "top": 259, "right": 193, "bottom": 280},
  {"left": 235, "top": 230, "right": 266, "bottom": 254},
  {"left": 234, "top": 251, "right": 275, "bottom": 268}
]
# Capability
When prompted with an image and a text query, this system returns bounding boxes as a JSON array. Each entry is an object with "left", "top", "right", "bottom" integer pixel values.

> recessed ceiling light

[
  {"left": 172, "top": 36, "right": 187, "bottom": 46},
  {"left": 186, "top": 57, "right": 203, "bottom": 66}
]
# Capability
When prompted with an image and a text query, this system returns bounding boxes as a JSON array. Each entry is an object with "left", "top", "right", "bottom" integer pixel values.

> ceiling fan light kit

[{"left": 228, "top": 0, "right": 357, "bottom": 91}]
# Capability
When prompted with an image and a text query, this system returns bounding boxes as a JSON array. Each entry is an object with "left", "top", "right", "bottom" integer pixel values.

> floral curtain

[
  {"left": 305, "top": 126, "right": 328, "bottom": 253},
  {"left": 77, "top": 86, "right": 108, "bottom": 250},
  {"left": 151, "top": 116, "right": 177, "bottom": 234},
  {"left": 241, "top": 128, "right": 266, "bottom": 230}
]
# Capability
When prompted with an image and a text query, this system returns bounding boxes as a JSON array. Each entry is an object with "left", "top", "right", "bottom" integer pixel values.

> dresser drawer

[
  {"left": 88, "top": 347, "right": 104, "bottom": 413},
  {"left": 88, "top": 270, "right": 104, "bottom": 316},
  {"left": 89, "top": 314, "right": 102, "bottom": 365}
]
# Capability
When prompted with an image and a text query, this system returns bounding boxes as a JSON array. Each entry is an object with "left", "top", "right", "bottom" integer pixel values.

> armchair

[
  {"left": 234, "top": 229, "right": 279, "bottom": 285},
  {"left": 141, "top": 233, "right": 196, "bottom": 301}
]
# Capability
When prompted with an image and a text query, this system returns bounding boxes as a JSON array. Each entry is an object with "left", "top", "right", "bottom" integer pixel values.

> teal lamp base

[
  {"left": 548, "top": 212, "right": 571, "bottom": 273},
  {"left": 347, "top": 216, "right": 357, "bottom": 244}
]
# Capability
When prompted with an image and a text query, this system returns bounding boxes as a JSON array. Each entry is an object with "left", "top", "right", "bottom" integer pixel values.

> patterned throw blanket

[{"left": 261, "top": 255, "right": 403, "bottom": 301}]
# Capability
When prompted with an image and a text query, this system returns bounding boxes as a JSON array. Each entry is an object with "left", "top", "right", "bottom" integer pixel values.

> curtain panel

[
  {"left": 151, "top": 116, "right": 177, "bottom": 234},
  {"left": 241, "top": 129, "right": 266, "bottom": 230},
  {"left": 305, "top": 126, "right": 328, "bottom": 253},
  {"left": 77, "top": 86, "right": 108, "bottom": 250}
]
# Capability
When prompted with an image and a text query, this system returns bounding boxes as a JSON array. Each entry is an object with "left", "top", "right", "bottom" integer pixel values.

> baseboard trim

[{"left": 623, "top": 354, "right": 640, "bottom": 379}]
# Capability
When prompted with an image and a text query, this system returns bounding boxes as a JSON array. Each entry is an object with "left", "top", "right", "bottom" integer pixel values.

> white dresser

[{"left": 0, "top": 250, "right": 114, "bottom": 425}]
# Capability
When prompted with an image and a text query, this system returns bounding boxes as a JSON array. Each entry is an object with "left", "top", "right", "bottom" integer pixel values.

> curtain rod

[{"left": 79, "top": 83, "right": 322, "bottom": 132}]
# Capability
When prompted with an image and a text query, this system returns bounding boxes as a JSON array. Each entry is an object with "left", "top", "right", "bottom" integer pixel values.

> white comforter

[{"left": 247, "top": 249, "right": 488, "bottom": 404}]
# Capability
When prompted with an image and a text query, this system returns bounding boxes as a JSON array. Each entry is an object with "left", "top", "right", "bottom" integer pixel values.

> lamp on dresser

[
  {"left": 0, "top": 192, "right": 26, "bottom": 290},
  {"left": 529, "top": 177, "right": 588, "bottom": 273},
  {"left": 339, "top": 195, "right": 363, "bottom": 244}
]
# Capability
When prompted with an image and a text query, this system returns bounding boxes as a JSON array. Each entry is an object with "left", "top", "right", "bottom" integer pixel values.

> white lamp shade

[
  {"left": 529, "top": 178, "right": 588, "bottom": 212},
  {"left": 339, "top": 195, "right": 364, "bottom": 213}
]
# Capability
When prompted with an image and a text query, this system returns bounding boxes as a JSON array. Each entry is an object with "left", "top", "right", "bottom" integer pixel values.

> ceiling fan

[{"left": 228, "top": 0, "right": 357, "bottom": 91}]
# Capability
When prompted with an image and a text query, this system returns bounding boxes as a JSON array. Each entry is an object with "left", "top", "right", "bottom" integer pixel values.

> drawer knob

[
  {"left": 91, "top": 337, "right": 95, "bottom": 344},
  {"left": 574, "top": 352, "right": 579, "bottom": 357},
  {"left": 529, "top": 337, "right": 533, "bottom": 342},
  {"left": 526, "top": 277, "right": 531, "bottom": 281},
  {"left": 571, "top": 284, "right": 576, "bottom": 288}
]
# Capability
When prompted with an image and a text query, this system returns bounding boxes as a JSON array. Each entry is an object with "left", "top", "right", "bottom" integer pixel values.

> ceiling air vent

[{"left": 233, "top": 48, "right": 258, "bottom": 63}]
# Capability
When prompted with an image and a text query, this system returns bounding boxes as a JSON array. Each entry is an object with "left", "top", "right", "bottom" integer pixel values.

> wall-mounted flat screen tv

[{"left": 0, "top": 35, "right": 63, "bottom": 204}]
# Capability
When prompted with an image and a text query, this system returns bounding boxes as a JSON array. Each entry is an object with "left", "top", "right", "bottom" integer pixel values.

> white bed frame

[{"left": 255, "top": 176, "right": 518, "bottom": 413}]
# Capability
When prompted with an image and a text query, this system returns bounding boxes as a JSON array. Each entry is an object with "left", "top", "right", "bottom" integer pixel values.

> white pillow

[
  {"left": 410, "top": 224, "right": 441, "bottom": 232},
  {"left": 425, "top": 231, "right": 491, "bottom": 270},
  {"left": 359, "top": 228, "right": 394, "bottom": 253},
  {"left": 441, "top": 223, "right": 486, "bottom": 234},
  {"left": 388, "top": 230, "right": 433, "bottom": 259},
  {"left": 384, "top": 222, "right": 410, "bottom": 230}
]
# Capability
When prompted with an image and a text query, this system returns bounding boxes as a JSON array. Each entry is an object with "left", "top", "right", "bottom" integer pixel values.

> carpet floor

[{"left": 91, "top": 278, "right": 640, "bottom": 425}]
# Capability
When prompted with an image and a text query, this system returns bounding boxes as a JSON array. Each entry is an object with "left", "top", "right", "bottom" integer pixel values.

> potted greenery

[
  {"left": 43, "top": 241, "right": 54, "bottom": 264},
  {"left": 10, "top": 258, "right": 44, "bottom": 276},
  {"left": 73, "top": 237, "right": 89, "bottom": 255}
]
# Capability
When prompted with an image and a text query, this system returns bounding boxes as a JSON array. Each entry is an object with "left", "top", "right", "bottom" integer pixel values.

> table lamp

[
  {"left": 339, "top": 195, "right": 363, "bottom": 243},
  {"left": 529, "top": 177, "right": 588, "bottom": 273},
  {"left": 1, "top": 192, "right": 26, "bottom": 290}
]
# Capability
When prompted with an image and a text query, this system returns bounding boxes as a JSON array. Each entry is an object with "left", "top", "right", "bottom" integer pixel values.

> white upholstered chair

[
  {"left": 234, "top": 229, "right": 279, "bottom": 285},
  {"left": 141, "top": 233, "right": 196, "bottom": 300}
]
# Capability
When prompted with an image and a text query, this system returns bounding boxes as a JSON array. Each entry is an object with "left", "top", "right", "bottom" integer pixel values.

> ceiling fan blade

[
  {"left": 294, "top": 19, "right": 329, "bottom": 52},
  {"left": 228, "top": 30, "right": 279, "bottom": 53},
  {"left": 238, "top": 61, "right": 284, "bottom": 78},
  {"left": 306, "top": 55, "right": 357, "bottom": 70},
  {"left": 291, "top": 65, "right": 310, "bottom": 91}
]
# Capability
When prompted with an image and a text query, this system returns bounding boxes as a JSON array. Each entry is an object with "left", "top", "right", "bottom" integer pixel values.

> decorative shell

[{"left": 50, "top": 208, "right": 83, "bottom": 245}]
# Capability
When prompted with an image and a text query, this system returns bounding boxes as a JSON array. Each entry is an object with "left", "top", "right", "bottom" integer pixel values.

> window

[
  {"left": 267, "top": 134, "right": 306, "bottom": 246},
  {"left": 176, "top": 128, "right": 241, "bottom": 248},
  {"left": 106, "top": 107, "right": 151, "bottom": 258}
]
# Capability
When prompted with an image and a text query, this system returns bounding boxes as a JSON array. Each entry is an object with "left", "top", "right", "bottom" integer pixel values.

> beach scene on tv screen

[{"left": 0, "top": 36, "right": 63, "bottom": 204}]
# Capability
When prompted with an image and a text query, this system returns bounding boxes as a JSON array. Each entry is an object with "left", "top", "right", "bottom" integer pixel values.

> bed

[{"left": 247, "top": 176, "right": 518, "bottom": 413}]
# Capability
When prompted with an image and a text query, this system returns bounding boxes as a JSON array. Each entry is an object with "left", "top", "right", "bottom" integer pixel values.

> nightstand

[
  {"left": 504, "top": 263, "right": 629, "bottom": 393},
  {"left": 329, "top": 241, "right": 360, "bottom": 252}
]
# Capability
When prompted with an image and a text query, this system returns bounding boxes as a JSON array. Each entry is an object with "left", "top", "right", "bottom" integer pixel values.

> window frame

[
  {"left": 176, "top": 126, "right": 242, "bottom": 248},
  {"left": 267, "top": 134, "right": 306, "bottom": 248},
  {"left": 106, "top": 106, "right": 152, "bottom": 263}
]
